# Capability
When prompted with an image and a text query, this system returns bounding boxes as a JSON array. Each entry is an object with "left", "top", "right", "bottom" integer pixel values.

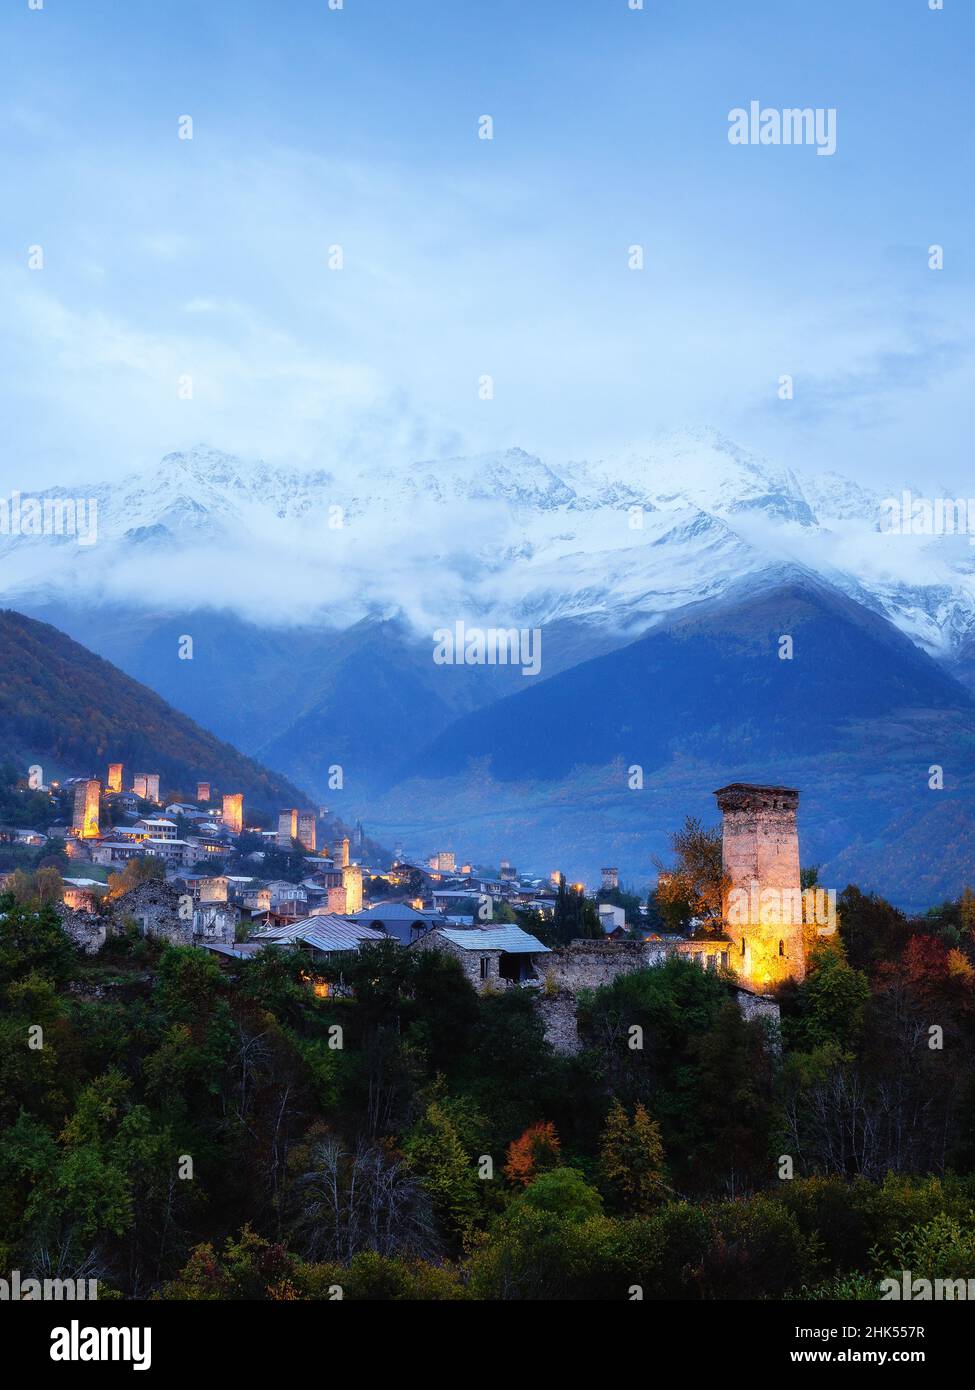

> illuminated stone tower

[
  {"left": 222, "top": 793, "right": 244, "bottom": 835},
  {"left": 72, "top": 779, "right": 101, "bottom": 839},
  {"left": 714, "top": 783, "right": 805, "bottom": 990},
  {"left": 342, "top": 862, "right": 363, "bottom": 913},
  {"left": 296, "top": 811, "right": 317, "bottom": 853},
  {"left": 276, "top": 808, "right": 317, "bottom": 852},
  {"left": 197, "top": 782, "right": 211, "bottom": 803},
  {"left": 133, "top": 774, "right": 160, "bottom": 802},
  {"left": 107, "top": 763, "right": 123, "bottom": 794},
  {"left": 277, "top": 810, "right": 296, "bottom": 849},
  {"left": 336, "top": 837, "right": 350, "bottom": 869}
]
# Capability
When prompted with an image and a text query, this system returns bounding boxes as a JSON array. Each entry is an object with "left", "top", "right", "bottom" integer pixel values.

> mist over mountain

[
  {"left": 4, "top": 429, "right": 974, "bottom": 665},
  {"left": 3, "top": 430, "right": 974, "bottom": 906}
]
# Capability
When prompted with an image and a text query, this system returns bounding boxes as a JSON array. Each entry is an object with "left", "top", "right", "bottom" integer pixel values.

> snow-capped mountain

[{"left": 2, "top": 428, "right": 974, "bottom": 667}]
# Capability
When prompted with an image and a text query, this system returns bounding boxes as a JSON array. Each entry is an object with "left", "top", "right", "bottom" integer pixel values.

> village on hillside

[{"left": 1, "top": 761, "right": 841, "bottom": 1053}]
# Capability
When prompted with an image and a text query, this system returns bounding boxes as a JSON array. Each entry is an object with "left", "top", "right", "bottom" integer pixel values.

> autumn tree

[
  {"left": 598, "top": 1099, "right": 669, "bottom": 1213},
  {"left": 654, "top": 817, "right": 728, "bottom": 934},
  {"left": 107, "top": 855, "right": 165, "bottom": 900},
  {"left": 504, "top": 1121, "right": 561, "bottom": 1187}
]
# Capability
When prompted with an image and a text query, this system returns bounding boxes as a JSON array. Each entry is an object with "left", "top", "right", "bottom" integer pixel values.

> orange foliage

[{"left": 503, "top": 1121, "right": 561, "bottom": 1187}]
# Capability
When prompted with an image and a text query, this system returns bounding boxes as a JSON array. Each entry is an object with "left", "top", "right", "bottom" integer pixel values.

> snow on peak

[{"left": 1, "top": 435, "right": 973, "bottom": 661}]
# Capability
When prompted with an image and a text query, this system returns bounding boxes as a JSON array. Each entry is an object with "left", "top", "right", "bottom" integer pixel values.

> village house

[
  {"left": 90, "top": 840, "right": 145, "bottom": 867},
  {"left": 134, "top": 817, "right": 178, "bottom": 840},
  {"left": 411, "top": 924, "right": 552, "bottom": 989}
]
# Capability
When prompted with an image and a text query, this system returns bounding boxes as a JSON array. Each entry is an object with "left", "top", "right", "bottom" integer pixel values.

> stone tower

[
  {"left": 714, "top": 783, "right": 805, "bottom": 989},
  {"left": 221, "top": 793, "right": 244, "bottom": 835},
  {"left": 296, "top": 811, "right": 317, "bottom": 853},
  {"left": 72, "top": 779, "right": 101, "bottom": 839}
]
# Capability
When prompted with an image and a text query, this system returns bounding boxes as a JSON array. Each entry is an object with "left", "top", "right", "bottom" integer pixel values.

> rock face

[{"left": 715, "top": 783, "right": 805, "bottom": 989}]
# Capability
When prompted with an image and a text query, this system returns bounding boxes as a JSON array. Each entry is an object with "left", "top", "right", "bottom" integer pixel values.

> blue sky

[{"left": 0, "top": 0, "right": 971, "bottom": 488}]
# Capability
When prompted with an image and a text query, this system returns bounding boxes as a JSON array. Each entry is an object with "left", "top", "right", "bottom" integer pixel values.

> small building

[
  {"left": 598, "top": 903, "right": 626, "bottom": 935},
  {"left": 135, "top": 817, "right": 177, "bottom": 841},
  {"left": 111, "top": 880, "right": 191, "bottom": 945},
  {"left": 411, "top": 925, "right": 552, "bottom": 991},
  {"left": 90, "top": 840, "right": 146, "bottom": 867}
]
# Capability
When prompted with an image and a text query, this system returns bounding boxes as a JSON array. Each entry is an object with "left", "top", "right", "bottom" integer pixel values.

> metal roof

[
  {"left": 252, "top": 915, "right": 386, "bottom": 953},
  {"left": 436, "top": 926, "right": 551, "bottom": 954},
  {"left": 351, "top": 904, "right": 441, "bottom": 921}
]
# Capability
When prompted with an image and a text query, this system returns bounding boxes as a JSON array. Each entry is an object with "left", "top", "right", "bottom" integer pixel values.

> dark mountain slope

[
  {"left": 0, "top": 608, "right": 311, "bottom": 810},
  {"left": 395, "top": 579, "right": 975, "bottom": 784},
  {"left": 365, "top": 579, "right": 975, "bottom": 908}
]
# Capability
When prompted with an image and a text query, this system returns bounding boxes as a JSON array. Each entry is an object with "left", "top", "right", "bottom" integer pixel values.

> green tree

[
  {"left": 519, "top": 1167, "right": 603, "bottom": 1223},
  {"left": 792, "top": 943, "right": 870, "bottom": 1054},
  {"left": 405, "top": 1096, "right": 482, "bottom": 1242},
  {"left": 598, "top": 1100, "right": 669, "bottom": 1213},
  {"left": 0, "top": 893, "right": 75, "bottom": 991},
  {"left": 550, "top": 875, "right": 603, "bottom": 945}
]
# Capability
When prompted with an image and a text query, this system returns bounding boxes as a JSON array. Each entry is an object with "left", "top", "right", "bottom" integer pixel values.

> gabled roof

[
  {"left": 351, "top": 903, "right": 441, "bottom": 921},
  {"left": 436, "top": 926, "right": 551, "bottom": 954},
  {"left": 253, "top": 915, "right": 385, "bottom": 954}
]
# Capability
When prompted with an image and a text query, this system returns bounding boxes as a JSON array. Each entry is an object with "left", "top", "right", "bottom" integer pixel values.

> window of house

[{"left": 479, "top": 957, "right": 488, "bottom": 980}]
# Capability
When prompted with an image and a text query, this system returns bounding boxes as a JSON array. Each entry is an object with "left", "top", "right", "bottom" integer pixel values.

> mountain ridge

[{"left": 0, "top": 607, "right": 314, "bottom": 812}]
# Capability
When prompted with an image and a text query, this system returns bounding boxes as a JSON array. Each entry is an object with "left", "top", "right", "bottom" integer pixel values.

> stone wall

[
  {"left": 55, "top": 904, "right": 107, "bottom": 956},
  {"left": 733, "top": 986, "right": 782, "bottom": 1049},
  {"left": 109, "top": 881, "right": 193, "bottom": 945},
  {"left": 533, "top": 939, "right": 781, "bottom": 1055},
  {"left": 536, "top": 991, "right": 581, "bottom": 1056},
  {"left": 192, "top": 902, "right": 239, "bottom": 944},
  {"left": 542, "top": 939, "right": 669, "bottom": 992}
]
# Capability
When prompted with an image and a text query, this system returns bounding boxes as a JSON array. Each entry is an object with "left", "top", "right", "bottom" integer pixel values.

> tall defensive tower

[{"left": 714, "top": 783, "right": 805, "bottom": 989}]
